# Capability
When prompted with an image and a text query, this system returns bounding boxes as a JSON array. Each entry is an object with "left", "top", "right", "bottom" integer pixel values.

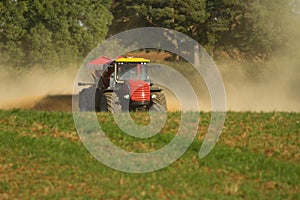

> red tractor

[{"left": 78, "top": 56, "right": 167, "bottom": 112}]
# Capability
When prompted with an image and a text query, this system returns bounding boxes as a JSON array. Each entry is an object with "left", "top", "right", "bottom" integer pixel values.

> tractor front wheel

[
  {"left": 100, "top": 92, "right": 122, "bottom": 112},
  {"left": 151, "top": 92, "right": 167, "bottom": 111}
]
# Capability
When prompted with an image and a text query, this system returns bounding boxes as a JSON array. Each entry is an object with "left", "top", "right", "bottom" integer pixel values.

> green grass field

[{"left": 0, "top": 109, "right": 299, "bottom": 199}]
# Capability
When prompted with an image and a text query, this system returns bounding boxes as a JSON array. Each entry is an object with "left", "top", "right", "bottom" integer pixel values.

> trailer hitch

[{"left": 78, "top": 82, "right": 96, "bottom": 87}]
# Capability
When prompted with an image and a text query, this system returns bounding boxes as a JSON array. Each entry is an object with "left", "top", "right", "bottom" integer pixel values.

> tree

[
  {"left": 109, "top": 0, "right": 207, "bottom": 62},
  {"left": 210, "top": 0, "right": 290, "bottom": 59},
  {"left": 109, "top": 0, "right": 292, "bottom": 60},
  {"left": 0, "top": 0, "right": 113, "bottom": 68},
  {"left": 109, "top": 0, "right": 207, "bottom": 40}
]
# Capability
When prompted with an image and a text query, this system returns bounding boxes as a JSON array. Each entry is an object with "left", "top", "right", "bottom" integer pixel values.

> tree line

[
  {"left": 0, "top": 0, "right": 298, "bottom": 68},
  {"left": 0, "top": 0, "right": 112, "bottom": 68}
]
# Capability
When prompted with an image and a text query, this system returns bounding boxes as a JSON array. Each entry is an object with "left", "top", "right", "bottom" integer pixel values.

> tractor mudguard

[{"left": 150, "top": 87, "right": 163, "bottom": 92}]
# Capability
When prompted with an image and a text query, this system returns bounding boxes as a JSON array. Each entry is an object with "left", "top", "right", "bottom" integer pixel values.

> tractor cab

[
  {"left": 114, "top": 57, "right": 150, "bottom": 83},
  {"left": 95, "top": 57, "right": 150, "bottom": 90}
]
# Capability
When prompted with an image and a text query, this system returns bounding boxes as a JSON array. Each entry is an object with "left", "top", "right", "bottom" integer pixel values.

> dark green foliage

[
  {"left": 1, "top": 0, "right": 298, "bottom": 67},
  {"left": 210, "top": 0, "right": 290, "bottom": 59},
  {"left": 0, "top": 0, "right": 113, "bottom": 68},
  {"left": 109, "top": 0, "right": 295, "bottom": 59},
  {"left": 108, "top": 0, "right": 207, "bottom": 43}
]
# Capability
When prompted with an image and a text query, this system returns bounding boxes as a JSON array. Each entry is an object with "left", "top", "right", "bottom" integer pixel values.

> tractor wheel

[
  {"left": 151, "top": 92, "right": 167, "bottom": 111},
  {"left": 101, "top": 92, "right": 122, "bottom": 112},
  {"left": 79, "top": 88, "right": 96, "bottom": 112}
]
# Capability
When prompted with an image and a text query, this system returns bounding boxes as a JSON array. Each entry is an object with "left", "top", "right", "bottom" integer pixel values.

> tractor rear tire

[
  {"left": 151, "top": 92, "right": 167, "bottom": 111},
  {"left": 99, "top": 93, "right": 108, "bottom": 112}
]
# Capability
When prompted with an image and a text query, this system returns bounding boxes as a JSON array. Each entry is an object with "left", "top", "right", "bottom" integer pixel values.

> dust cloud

[
  {"left": 0, "top": 57, "right": 298, "bottom": 112},
  {"left": 217, "top": 58, "right": 299, "bottom": 112},
  {"left": 154, "top": 45, "right": 300, "bottom": 112},
  {"left": 0, "top": 53, "right": 299, "bottom": 112},
  {"left": 217, "top": 11, "right": 300, "bottom": 112},
  {"left": 166, "top": 50, "right": 300, "bottom": 112},
  {"left": 0, "top": 65, "right": 77, "bottom": 111}
]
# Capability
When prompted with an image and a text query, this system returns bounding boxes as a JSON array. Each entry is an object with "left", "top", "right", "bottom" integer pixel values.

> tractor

[{"left": 78, "top": 56, "right": 167, "bottom": 112}]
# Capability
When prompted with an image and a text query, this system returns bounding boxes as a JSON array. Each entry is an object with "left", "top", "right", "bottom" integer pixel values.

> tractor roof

[
  {"left": 115, "top": 57, "right": 150, "bottom": 63},
  {"left": 87, "top": 56, "right": 112, "bottom": 65}
]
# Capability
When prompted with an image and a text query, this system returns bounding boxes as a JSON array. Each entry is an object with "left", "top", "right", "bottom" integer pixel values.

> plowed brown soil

[{"left": 31, "top": 95, "right": 74, "bottom": 112}]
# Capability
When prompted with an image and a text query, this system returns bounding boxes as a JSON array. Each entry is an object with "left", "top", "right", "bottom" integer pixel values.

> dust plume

[
  {"left": 217, "top": 57, "right": 299, "bottom": 112},
  {"left": 217, "top": 10, "right": 300, "bottom": 112},
  {"left": 0, "top": 65, "right": 77, "bottom": 110}
]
